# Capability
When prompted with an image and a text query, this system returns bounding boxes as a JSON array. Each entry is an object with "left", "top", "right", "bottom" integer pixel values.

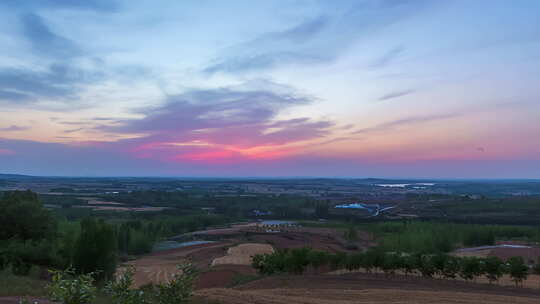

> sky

[{"left": 0, "top": 0, "right": 539, "bottom": 178}]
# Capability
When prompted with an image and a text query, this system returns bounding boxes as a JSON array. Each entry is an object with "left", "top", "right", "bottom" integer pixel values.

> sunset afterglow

[{"left": 1, "top": 1, "right": 539, "bottom": 177}]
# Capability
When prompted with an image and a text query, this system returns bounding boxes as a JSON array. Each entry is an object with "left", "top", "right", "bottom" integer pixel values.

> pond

[{"left": 152, "top": 240, "right": 215, "bottom": 252}]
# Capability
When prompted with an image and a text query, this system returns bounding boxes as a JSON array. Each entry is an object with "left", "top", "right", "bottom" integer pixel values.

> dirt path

[
  {"left": 329, "top": 269, "right": 540, "bottom": 289},
  {"left": 237, "top": 273, "right": 540, "bottom": 298},
  {"left": 196, "top": 288, "right": 540, "bottom": 304},
  {"left": 197, "top": 271, "right": 540, "bottom": 304}
]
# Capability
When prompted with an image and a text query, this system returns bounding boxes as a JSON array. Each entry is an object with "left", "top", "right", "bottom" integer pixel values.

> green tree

[
  {"left": 284, "top": 248, "right": 311, "bottom": 274},
  {"left": 459, "top": 257, "right": 482, "bottom": 282},
  {"left": 0, "top": 191, "right": 60, "bottom": 273},
  {"left": 345, "top": 253, "right": 363, "bottom": 272},
  {"left": 329, "top": 252, "right": 348, "bottom": 271},
  {"left": 315, "top": 202, "right": 329, "bottom": 218},
  {"left": 441, "top": 255, "right": 460, "bottom": 280},
  {"left": 155, "top": 262, "right": 198, "bottom": 304},
  {"left": 401, "top": 254, "right": 417, "bottom": 277},
  {"left": 483, "top": 256, "right": 504, "bottom": 284},
  {"left": 417, "top": 254, "right": 436, "bottom": 279},
  {"left": 73, "top": 218, "right": 117, "bottom": 281},
  {"left": 507, "top": 256, "right": 528, "bottom": 287},
  {"left": 362, "top": 249, "right": 380, "bottom": 273},
  {"left": 252, "top": 250, "right": 288, "bottom": 275},
  {"left": 431, "top": 254, "right": 448, "bottom": 278},
  {"left": 532, "top": 257, "right": 540, "bottom": 288},
  {"left": 0, "top": 190, "right": 56, "bottom": 241},
  {"left": 307, "top": 250, "right": 329, "bottom": 271},
  {"left": 381, "top": 253, "right": 401, "bottom": 277}
]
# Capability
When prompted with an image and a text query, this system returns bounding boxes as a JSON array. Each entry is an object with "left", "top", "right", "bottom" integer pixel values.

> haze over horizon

[{"left": 1, "top": 0, "right": 539, "bottom": 178}]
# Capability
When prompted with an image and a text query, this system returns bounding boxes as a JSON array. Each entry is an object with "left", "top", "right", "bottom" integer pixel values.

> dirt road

[{"left": 196, "top": 288, "right": 540, "bottom": 304}]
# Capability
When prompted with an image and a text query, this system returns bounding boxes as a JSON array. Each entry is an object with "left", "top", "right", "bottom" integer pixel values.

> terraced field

[{"left": 124, "top": 242, "right": 230, "bottom": 286}]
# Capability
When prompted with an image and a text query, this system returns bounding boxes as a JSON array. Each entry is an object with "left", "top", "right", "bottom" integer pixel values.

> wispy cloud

[
  {"left": 203, "top": 16, "right": 330, "bottom": 74},
  {"left": 0, "top": 125, "right": 30, "bottom": 132},
  {"left": 205, "top": 1, "right": 427, "bottom": 74},
  {"left": 20, "top": 13, "right": 82, "bottom": 59},
  {"left": 370, "top": 46, "right": 405, "bottom": 68},
  {"left": 1, "top": 0, "right": 118, "bottom": 12},
  {"left": 0, "top": 64, "right": 101, "bottom": 106},
  {"left": 64, "top": 127, "right": 85, "bottom": 134},
  {"left": 352, "top": 113, "right": 459, "bottom": 134},
  {"left": 377, "top": 89, "right": 414, "bottom": 101}
]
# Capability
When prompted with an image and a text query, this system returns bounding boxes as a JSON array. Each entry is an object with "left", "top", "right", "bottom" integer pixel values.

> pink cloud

[
  {"left": 91, "top": 83, "right": 334, "bottom": 164},
  {"left": 173, "top": 150, "right": 240, "bottom": 164},
  {"left": 0, "top": 148, "right": 15, "bottom": 155}
]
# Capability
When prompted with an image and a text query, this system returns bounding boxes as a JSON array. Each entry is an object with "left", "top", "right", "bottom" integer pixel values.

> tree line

[
  {"left": 366, "top": 221, "right": 540, "bottom": 253},
  {"left": 0, "top": 190, "right": 232, "bottom": 281},
  {"left": 253, "top": 247, "right": 536, "bottom": 287}
]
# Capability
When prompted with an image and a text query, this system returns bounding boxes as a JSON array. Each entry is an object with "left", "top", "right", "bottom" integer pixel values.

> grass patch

[{"left": 0, "top": 269, "right": 48, "bottom": 297}]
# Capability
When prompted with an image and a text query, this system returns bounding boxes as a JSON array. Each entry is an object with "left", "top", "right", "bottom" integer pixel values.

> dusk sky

[{"left": 1, "top": 0, "right": 539, "bottom": 178}]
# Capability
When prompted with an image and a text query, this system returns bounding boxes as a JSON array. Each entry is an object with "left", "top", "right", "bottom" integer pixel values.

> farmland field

[{"left": 212, "top": 243, "right": 274, "bottom": 266}]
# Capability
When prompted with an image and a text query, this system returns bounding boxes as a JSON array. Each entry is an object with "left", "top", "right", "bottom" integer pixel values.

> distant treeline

[
  {"left": 366, "top": 221, "right": 540, "bottom": 253},
  {"left": 99, "top": 190, "right": 330, "bottom": 219},
  {"left": 405, "top": 193, "right": 540, "bottom": 224}
]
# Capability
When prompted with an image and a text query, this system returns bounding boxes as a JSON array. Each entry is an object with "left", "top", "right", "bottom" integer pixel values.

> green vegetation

[
  {"left": 48, "top": 269, "right": 97, "bottom": 304},
  {"left": 73, "top": 218, "right": 118, "bottom": 281},
  {"left": 154, "top": 263, "right": 198, "bottom": 304},
  {"left": 302, "top": 220, "right": 540, "bottom": 254},
  {"left": 507, "top": 256, "right": 529, "bottom": 286},
  {"left": 0, "top": 190, "right": 237, "bottom": 272},
  {"left": 366, "top": 221, "right": 540, "bottom": 253},
  {"left": 0, "top": 190, "right": 57, "bottom": 241},
  {"left": 344, "top": 225, "right": 358, "bottom": 241},
  {"left": 0, "top": 191, "right": 60, "bottom": 274},
  {"left": 0, "top": 268, "right": 47, "bottom": 297},
  {"left": 105, "top": 266, "right": 149, "bottom": 304},
  {"left": 0, "top": 189, "right": 236, "bottom": 300},
  {"left": 100, "top": 190, "right": 322, "bottom": 219},
  {"left": 45, "top": 262, "right": 198, "bottom": 304},
  {"left": 252, "top": 247, "right": 530, "bottom": 286},
  {"left": 3, "top": 183, "right": 540, "bottom": 300},
  {"left": 406, "top": 194, "right": 540, "bottom": 224}
]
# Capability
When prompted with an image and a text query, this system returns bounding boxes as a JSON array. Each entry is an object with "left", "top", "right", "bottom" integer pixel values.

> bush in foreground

[{"left": 47, "top": 269, "right": 97, "bottom": 304}]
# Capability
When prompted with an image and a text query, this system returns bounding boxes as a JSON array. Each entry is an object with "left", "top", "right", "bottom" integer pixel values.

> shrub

[
  {"left": 47, "top": 269, "right": 96, "bottom": 304},
  {"left": 155, "top": 262, "right": 198, "bottom": 304},
  {"left": 307, "top": 250, "right": 329, "bottom": 271},
  {"left": 441, "top": 255, "right": 460, "bottom": 280},
  {"left": 105, "top": 266, "right": 149, "bottom": 304},
  {"left": 417, "top": 254, "right": 436, "bottom": 279}
]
